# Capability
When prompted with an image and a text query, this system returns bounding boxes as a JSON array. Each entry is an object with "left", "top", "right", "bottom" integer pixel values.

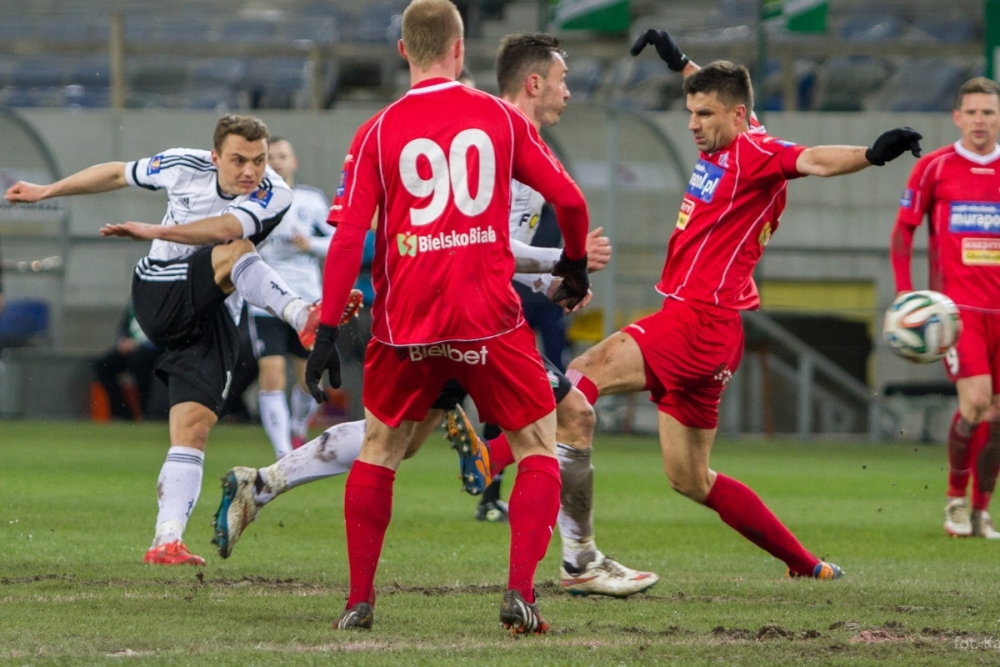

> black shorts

[
  {"left": 429, "top": 354, "right": 572, "bottom": 411},
  {"left": 250, "top": 314, "right": 309, "bottom": 360},
  {"left": 132, "top": 246, "right": 242, "bottom": 415}
]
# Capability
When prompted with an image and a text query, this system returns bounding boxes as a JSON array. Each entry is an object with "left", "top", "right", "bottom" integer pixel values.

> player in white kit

[
  {"left": 250, "top": 138, "right": 333, "bottom": 459},
  {"left": 5, "top": 115, "right": 323, "bottom": 565}
]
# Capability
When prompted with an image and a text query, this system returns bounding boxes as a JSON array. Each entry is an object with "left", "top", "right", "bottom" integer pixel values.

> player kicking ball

[
  {"left": 891, "top": 77, "right": 1000, "bottom": 539},
  {"left": 556, "top": 29, "right": 922, "bottom": 580},
  {"left": 212, "top": 33, "right": 657, "bottom": 601},
  {"left": 5, "top": 115, "right": 326, "bottom": 565}
]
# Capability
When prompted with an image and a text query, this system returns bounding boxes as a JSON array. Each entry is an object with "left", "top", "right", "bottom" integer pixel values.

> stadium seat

[
  {"left": 221, "top": 19, "right": 278, "bottom": 42},
  {"left": 0, "top": 300, "right": 50, "bottom": 348},
  {"left": 811, "top": 56, "right": 891, "bottom": 111},
  {"left": 866, "top": 58, "right": 968, "bottom": 112}
]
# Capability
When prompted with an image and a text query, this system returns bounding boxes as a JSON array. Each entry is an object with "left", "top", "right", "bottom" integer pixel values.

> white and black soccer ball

[{"left": 883, "top": 290, "right": 962, "bottom": 364}]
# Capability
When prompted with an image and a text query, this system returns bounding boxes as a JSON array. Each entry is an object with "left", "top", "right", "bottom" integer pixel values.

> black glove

[
  {"left": 305, "top": 324, "right": 340, "bottom": 403},
  {"left": 866, "top": 127, "right": 922, "bottom": 166},
  {"left": 551, "top": 251, "right": 590, "bottom": 310},
  {"left": 629, "top": 29, "right": 690, "bottom": 72}
]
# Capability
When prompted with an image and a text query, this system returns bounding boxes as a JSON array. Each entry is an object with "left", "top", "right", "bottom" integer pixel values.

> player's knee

[
  {"left": 962, "top": 395, "right": 991, "bottom": 423},
  {"left": 556, "top": 391, "right": 596, "bottom": 442},
  {"left": 665, "top": 470, "right": 710, "bottom": 503}
]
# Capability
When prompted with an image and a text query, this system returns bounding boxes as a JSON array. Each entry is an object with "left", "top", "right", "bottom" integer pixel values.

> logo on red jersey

[
  {"left": 713, "top": 363, "right": 733, "bottom": 387},
  {"left": 949, "top": 202, "right": 1000, "bottom": 234},
  {"left": 687, "top": 160, "right": 724, "bottom": 203},
  {"left": 336, "top": 169, "right": 348, "bottom": 197},
  {"left": 397, "top": 232, "right": 418, "bottom": 257},
  {"left": 758, "top": 221, "right": 772, "bottom": 247},
  {"left": 676, "top": 198, "right": 695, "bottom": 230},
  {"left": 396, "top": 226, "right": 498, "bottom": 257},
  {"left": 962, "top": 238, "right": 1000, "bottom": 265},
  {"left": 408, "top": 343, "right": 488, "bottom": 365},
  {"left": 900, "top": 188, "right": 913, "bottom": 209}
]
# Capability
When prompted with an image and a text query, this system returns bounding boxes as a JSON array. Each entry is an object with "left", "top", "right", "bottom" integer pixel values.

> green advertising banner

[{"left": 551, "top": 0, "right": 630, "bottom": 34}]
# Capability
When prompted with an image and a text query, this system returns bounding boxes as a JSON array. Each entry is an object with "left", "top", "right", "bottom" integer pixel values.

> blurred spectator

[{"left": 92, "top": 301, "right": 162, "bottom": 420}]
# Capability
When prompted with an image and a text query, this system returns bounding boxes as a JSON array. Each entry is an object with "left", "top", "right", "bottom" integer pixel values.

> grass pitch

[{"left": 1, "top": 421, "right": 998, "bottom": 665}]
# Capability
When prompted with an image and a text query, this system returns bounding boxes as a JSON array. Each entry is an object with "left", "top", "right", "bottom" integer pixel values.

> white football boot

[
  {"left": 560, "top": 551, "right": 659, "bottom": 597},
  {"left": 971, "top": 510, "right": 1000, "bottom": 539},
  {"left": 944, "top": 497, "right": 972, "bottom": 537}
]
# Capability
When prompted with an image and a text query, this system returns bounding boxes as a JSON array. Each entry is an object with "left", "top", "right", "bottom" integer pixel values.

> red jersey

[
  {"left": 657, "top": 127, "right": 806, "bottom": 310},
  {"left": 893, "top": 141, "right": 1000, "bottom": 312},
  {"left": 326, "top": 79, "right": 587, "bottom": 345}
]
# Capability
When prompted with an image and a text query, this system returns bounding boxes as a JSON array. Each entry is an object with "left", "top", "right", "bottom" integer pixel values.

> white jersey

[
  {"left": 508, "top": 179, "right": 562, "bottom": 293},
  {"left": 509, "top": 179, "right": 546, "bottom": 245},
  {"left": 253, "top": 184, "right": 331, "bottom": 313},
  {"left": 124, "top": 148, "right": 293, "bottom": 262}
]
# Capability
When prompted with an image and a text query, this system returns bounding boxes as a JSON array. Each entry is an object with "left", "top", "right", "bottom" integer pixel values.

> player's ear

[
  {"left": 211, "top": 150, "right": 220, "bottom": 168},
  {"left": 952, "top": 107, "right": 962, "bottom": 128},
  {"left": 397, "top": 39, "right": 407, "bottom": 61}
]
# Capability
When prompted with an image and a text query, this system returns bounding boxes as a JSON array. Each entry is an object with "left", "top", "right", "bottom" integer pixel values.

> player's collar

[
  {"left": 954, "top": 140, "right": 1000, "bottom": 165},
  {"left": 407, "top": 78, "right": 461, "bottom": 96}
]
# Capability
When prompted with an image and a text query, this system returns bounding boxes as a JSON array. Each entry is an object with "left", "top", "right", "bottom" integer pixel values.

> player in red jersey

[
  {"left": 556, "top": 30, "right": 921, "bottom": 580},
  {"left": 303, "top": 0, "right": 590, "bottom": 633},
  {"left": 891, "top": 77, "right": 1000, "bottom": 540}
]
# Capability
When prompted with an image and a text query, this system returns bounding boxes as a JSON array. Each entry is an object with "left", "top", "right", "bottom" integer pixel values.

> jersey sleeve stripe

[
  {"left": 130, "top": 161, "right": 160, "bottom": 190},
  {"left": 235, "top": 206, "right": 263, "bottom": 235}
]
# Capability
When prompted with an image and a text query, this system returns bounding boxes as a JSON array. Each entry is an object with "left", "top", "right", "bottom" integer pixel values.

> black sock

[{"left": 481, "top": 473, "right": 503, "bottom": 504}]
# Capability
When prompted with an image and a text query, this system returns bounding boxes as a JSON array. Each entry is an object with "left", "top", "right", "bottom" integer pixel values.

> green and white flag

[
  {"left": 762, "top": 0, "right": 827, "bottom": 34},
  {"left": 551, "top": 0, "right": 630, "bottom": 34}
]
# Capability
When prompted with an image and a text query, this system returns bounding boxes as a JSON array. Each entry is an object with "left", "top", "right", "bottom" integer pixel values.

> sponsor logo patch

[
  {"left": 336, "top": 169, "right": 348, "bottom": 197},
  {"left": 949, "top": 202, "right": 1000, "bottom": 234},
  {"left": 147, "top": 155, "right": 163, "bottom": 175},
  {"left": 900, "top": 188, "right": 913, "bottom": 209},
  {"left": 249, "top": 186, "right": 272, "bottom": 207},
  {"left": 686, "top": 159, "right": 725, "bottom": 203},
  {"left": 408, "top": 343, "right": 488, "bottom": 366},
  {"left": 758, "top": 221, "right": 772, "bottom": 247},
  {"left": 961, "top": 238, "right": 1000, "bottom": 265},
  {"left": 396, "top": 226, "right": 497, "bottom": 257},
  {"left": 676, "top": 198, "right": 695, "bottom": 230}
]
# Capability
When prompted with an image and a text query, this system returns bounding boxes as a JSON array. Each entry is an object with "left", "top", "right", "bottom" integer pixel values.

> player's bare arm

[
  {"left": 796, "top": 128, "right": 923, "bottom": 177},
  {"left": 511, "top": 227, "right": 610, "bottom": 274},
  {"left": 101, "top": 213, "right": 244, "bottom": 244},
  {"left": 4, "top": 162, "right": 128, "bottom": 203}
]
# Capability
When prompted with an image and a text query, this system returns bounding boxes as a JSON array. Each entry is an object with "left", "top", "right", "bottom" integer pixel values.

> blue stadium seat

[
  {"left": 812, "top": 56, "right": 891, "bottom": 111},
  {"left": 837, "top": 13, "right": 904, "bottom": 42},
  {"left": 871, "top": 58, "right": 968, "bottom": 112},
  {"left": 917, "top": 16, "right": 977, "bottom": 43},
  {"left": 0, "top": 300, "right": 49, "bottom": 347},
  {"left": 221, "top": 19, "right": 278, "bottom": 42},
  {"left": 11, "top": 59, "right": 66, "bottom": 88},
  {"left": 358, "top": 3, "right": 402, "bottom": 43}
]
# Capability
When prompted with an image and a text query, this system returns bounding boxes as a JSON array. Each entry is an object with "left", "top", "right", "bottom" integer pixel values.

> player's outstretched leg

[
  {"left": 971, "top": 421, "right": 1000, "bottom": 539},
  {"left": 212, "top": 420, "right": 365, "bottom": 557},
  {"left": 446, "top": 405, "right": 492, "bottom": 495},
  {"left": 945, "top": 411, "right": 977, "bottom": 536}
]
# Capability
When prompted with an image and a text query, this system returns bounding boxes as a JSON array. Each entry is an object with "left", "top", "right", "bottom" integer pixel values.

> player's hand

[
  {"left": 629, "top": 29, "right": 689, "bottom": 72},
  {"left": 551, "top": 251, "right": 590, "bottom": 311},
  {"left": 100, "top": 221, "right": 161, "bottom": 240},
  {"left": 586, "top": 227, "right": 612, "bottom": 273},
  {"left": 305, "top": 324, "right": 340, "bottom": 403},
  {"left": 546, "top": 279, "right": 592, "bottom": 312},
  {"left": 291, "top": 232, "right": 311, "bottom": 252},
  {"left": 866, "top": 127, "right": 922, "bottom": 166},
  {"left": 4, "top": 181, "right": 48, "bottom": 204}
]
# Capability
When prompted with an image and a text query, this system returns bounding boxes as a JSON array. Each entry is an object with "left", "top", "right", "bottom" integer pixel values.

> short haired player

[
  {"left": 310, "top": 0, "right": 590, "bottom": 633},
  {"left": 555, "top": 29, "right": 922, "bottom": 579},
  {"left": 4, "top": 115, "right": 325, "bottom": 565},
  {"left": 209, "top": 33, "right": 655, "bottom": 601},
  {"left": 891, "top": 77, "right": 1000, "bottom": 539},
  {"left": 251, "top": 138, "right": 334, "bottom": 460}
]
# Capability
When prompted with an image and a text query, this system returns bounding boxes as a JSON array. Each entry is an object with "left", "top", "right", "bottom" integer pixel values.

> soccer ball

[{"left": 883, "top": 290, "right": 961, "bottom": 363}]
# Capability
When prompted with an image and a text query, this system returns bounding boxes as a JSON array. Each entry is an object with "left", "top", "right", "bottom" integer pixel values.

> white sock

[
  {"left": 290, "top": 385, "right": 320, "bottom": 438},
  {"left": 259, "top": 390, "right": 293, "bottom": 459},
  {"left": 556, "top": 443, "right": 598, "bottom": 571},
  {"left": 255, "top": 419, "right": 365, "bottom": 505},
  {"left": 231, "top": 252, "right": 307, "bottom": 328},
  {"left": 152, "top": 446, "right": 205, "bottom": 547}
]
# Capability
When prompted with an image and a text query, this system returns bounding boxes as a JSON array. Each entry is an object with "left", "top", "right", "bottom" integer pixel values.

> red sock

[
  {"left": 507, "top": 455, "right": 561, "bottom": 603},
  {"left": 344, "top": 460, "right": 395, "bottom": 607},
  {"left": 486, "top": 433, "right": 515, "bottom": 475},
  {"left": 972, "top": 422, "right": 1000, "bottom": 511},
  {"left": 566, "top": 369, "right": 599, "bottom": 406},
  {"left": 704, "top": 474, "right": 818, "bottom": 576},
  {"left": 947, "top": 411, "right": 977, "bottom": 498}
]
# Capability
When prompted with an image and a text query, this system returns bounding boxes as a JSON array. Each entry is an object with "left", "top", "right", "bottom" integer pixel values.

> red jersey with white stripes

[
  {"left": 894, "top": 141, "right": 1000, "bottom": 312},
  {"left": 657, "top": 127, "right": 806, "bottom": 310},
  {"left": 327, "top": 78, "right": 586, "bottom": 345}
]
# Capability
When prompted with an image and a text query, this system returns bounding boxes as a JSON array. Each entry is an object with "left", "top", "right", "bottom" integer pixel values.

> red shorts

[
  {"left": 362, "top": 323, "right": 556, "bottom": 431},
  {"left": 944, "top": 308, "right": 1000, "bottom": 385},
  {"left": 622, "top": 299, "right": 744, "bottom": 430}
]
